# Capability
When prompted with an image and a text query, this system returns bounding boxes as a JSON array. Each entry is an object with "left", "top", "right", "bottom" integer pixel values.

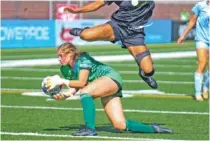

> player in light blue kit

[{"left": 177, "top": 0, "right": 210, "bottom": 101}]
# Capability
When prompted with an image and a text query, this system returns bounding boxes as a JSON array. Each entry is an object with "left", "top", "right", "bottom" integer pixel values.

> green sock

[
  {"left": 126, "top": 120, "right": 155, "bottom": 133},
  {"left": 80, "top": 93, "right": 95, "bottom": 130}
]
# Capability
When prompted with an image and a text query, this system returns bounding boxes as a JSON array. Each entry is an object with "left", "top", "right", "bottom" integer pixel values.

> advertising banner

[
  {"left": 1, "top": 20, "right": 55, "bottom": 48},
  {"left": 1, "top": 19, "right": 173, "bottom": 48},
  {"left": 145, "top": 19, "right": 172, "bottom": 43}
]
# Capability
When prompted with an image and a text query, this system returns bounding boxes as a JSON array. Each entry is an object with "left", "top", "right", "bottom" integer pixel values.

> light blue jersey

[{"left": 192, "top": 1, "right": 210, "bottom": 47}]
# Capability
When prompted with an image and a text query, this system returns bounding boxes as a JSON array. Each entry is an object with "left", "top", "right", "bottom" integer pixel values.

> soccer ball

[
  {"left": 41, "top": 76, "right": 62, "bottom": 96},
  {"left": 131, "top": 0, "right": 139, "bottom": 6}
]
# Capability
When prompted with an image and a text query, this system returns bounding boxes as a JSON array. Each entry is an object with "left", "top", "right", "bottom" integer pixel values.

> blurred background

[
  {"left": 1, "top": 1, "right": 197, "bottom": 20},
  {"left": 1, "top": 0, "right": 198, "bottom": 48}
]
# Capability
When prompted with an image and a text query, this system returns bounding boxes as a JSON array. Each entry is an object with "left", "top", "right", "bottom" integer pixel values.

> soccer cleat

[
  {"left": 69, "top": 28, "right": 83, "bottom": 36},
  {"left": 139, "top": 70, "right": 158, "bottom": 89},
  {"left": 151, "top": 123, "right": 172, "bottom": 133},
  {"left": 72, "top": 127, "right": 97, "bottom": 136},
  {"left": 195, "top": 95, "right": 204, "bottom": 101},
  {"left": 202, "top": 90, "right": 209, "bottom": 100}
]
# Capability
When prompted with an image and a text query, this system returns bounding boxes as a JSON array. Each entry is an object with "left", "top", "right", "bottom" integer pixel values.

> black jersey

[{"left": 104, "top": 0, "right": 155, "bottom": 29}]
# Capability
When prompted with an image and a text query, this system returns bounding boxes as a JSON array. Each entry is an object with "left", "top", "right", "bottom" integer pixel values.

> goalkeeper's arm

[
  {"left": 54, "top": 69, "right": 90, "bottom": 89},
  {"left": 47, "top": 69, "right": 89, "bottom": 90}
]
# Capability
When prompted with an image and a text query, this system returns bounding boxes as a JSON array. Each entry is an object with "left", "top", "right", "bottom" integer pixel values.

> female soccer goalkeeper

[{"left": 46, "top": 42, "right": 172, "bottom": 136}]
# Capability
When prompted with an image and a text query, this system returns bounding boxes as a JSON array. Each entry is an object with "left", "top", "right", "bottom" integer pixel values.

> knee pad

[{"left": 135, "top": 50, "right": 151, "bottom": 63}]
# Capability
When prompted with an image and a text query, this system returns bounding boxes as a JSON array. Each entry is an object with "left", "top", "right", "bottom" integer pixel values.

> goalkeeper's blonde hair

[{"left": 57, "top": 42, "right": 86, "bottom": 60}]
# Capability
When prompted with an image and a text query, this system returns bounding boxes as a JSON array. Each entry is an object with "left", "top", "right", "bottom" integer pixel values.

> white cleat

[
  {"left": 202, "top": 90, "right": 209, "bottom": 100},
  {"left": 195, "top": 95, "right": 204, "bottom": 101}
]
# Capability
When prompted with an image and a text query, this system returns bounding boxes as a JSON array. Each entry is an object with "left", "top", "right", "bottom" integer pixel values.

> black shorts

[{"left": 107, "top": 20, "right": 146, "bottom": 48}]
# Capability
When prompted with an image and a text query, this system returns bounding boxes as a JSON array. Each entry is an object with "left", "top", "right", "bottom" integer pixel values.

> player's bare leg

[
  {"left": 196, "top": 48, "right": 207, "bottom": 73},
  {"left": 70, "top": 24, "right": 115, "bottom": 41},
  {"left": 71, "top": 76, "right": 119, "bottom": 136},
  {"left": 74, "top": 77, "right": 171, "bottom": 133},
  {"left": 128, "top": 45, "right": 157, "bottom": 89},
  {"left": 101, "top": 96, "right": 126, "bottom": 130},
  {"left": 194, "top": 48, "right": 208, "bottom": 101},
  {"left": 79, "top": 76, "right": 119, "bottom": 98},
  {"left": 101, "top": 96, "right": 172, "bottom": 133}
]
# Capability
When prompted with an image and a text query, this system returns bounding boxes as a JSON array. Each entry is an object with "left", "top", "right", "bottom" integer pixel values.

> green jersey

[{"left": 60, "top": 53, "right": 123, "bottom": 87}]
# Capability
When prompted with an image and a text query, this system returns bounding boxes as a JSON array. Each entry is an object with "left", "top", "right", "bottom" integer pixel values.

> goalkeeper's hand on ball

[
  {"left": 46, "top": 75, "right": 70, "bottom": 90},
  {"left": 52, "top": 88, "right": 77, "bottom": 100},
  {"left": 52, "top": 93, "right": 70, "bottom": 100}
]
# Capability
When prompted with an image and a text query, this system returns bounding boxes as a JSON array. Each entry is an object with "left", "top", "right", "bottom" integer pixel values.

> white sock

[
  {"left": 194, "top": 72, "right": 204, "bottom": 96},
  {"left": 203, "top": 71, "right": 210, "bottom": 92}
]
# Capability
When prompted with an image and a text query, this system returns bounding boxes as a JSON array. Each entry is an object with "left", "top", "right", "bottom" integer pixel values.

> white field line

[
  {"left": 1, "top": 105, "right": 208, "bottom": 115},
  {"left": 0, "top": 131, "right": 186, "bottom": 141},
  {"left": 124, "top": 80, "right": 194, "bottom": 84},
  {"left": 1, "top": 68, "right": 193, "bottom": 75},
  {"left": 108, "top": 64, "right": 195, "bottom": 68},
  {"left": 155, "top": 59, "right": 196, "bottom": 63},
  {"left": 1, "top": 51, "right": 196, "bottom": 67},
  {"left": 1, "top": 51, "right": 127, "bottom": 59},
  {"left": 1, "top": 76, "right": 41, "bottom": 80},
  {"left": 1, "top": 68, "right": 60, "bottom": 72},
  {"left": 1, "top": 64, "right": 196, "bottom": 69},
  {"left": 0, "top": 76, "right": 194, "bottom": 84},
  {"left": 2, "top": 54, "right": 56, "bottom": 59},
  {"left": 1, "top": 50, "right": 196, "bottom": 59},
  {"left": 120, "top": 71, "right": 193, "bottom": 76},
  {"left": 1, "top": 88, "right": 188, "bottom": 96},
  {"left": 1, "top": 88, "right": 41, "bottom": 92}
]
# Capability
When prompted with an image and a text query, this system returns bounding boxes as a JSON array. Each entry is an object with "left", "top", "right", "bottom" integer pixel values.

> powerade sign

[
  {"left": 1, "top": 20, "right": 55, "bottom": 48},
  {"left": 145, "top": 19, "right": 172, "bottom": 43}
]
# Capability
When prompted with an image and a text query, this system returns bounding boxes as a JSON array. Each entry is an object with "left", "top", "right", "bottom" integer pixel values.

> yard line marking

[
  {"left": 1, "top": 68, "right": 59, "bottom": 72},
  {"left": 1, "top": 51, "right": 196, "bottom": 67},
  {"left": 119, "top": 71, "right": 193, "bottom": 75},
  {"left": 1, "top": 105, "right": 208, "bottom": 115},
  {"left": 124, "top": 80, "right": 194, "bottom": 84},
  {"left": 1, "top": 88, "right": 191, "bottom": 98},
  {"left": 156, "top": 59, "right": 196, "bottom": 63},
  {"left": 108, "top": 64, "right": 195, "bottom": 68},
  {"left": 1, "top": 68, "right": 193, "bottom": 75},
  {"left": 2, "top": 54, "right": 56, "bottom": 59},
  {"left": 2, "top": 53, "right": 195, "bottom": 62},
  {"left": 1, "top": 76, "right": 41, "bottom": 80},
  {"left": 0, "top": 76, "right": 194, "bottom": 84},
  {"left": 0, "top": 131, "right": 184, "bottom": 141},
  {"left": 1, "top": 88, "right": 41, "bottom": 92},
  {"left": 1, "top": 51, "right": 127, "bottom": 59}
]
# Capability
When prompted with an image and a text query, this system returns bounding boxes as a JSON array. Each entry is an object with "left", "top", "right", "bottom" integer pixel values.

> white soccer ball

[
  {"left": 131, "top": 0, "right": 139, "bottom": 6},
  {"left": 41, "top": 76, "right": 62, "bottom": 96}
]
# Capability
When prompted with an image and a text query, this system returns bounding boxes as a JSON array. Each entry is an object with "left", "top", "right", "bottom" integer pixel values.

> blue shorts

[
  {"left": 107, "top": 20, "right": 145, "bottom": 48},
  {"left": 196, "top": 41, "right": 210, "bottom": 49}
]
